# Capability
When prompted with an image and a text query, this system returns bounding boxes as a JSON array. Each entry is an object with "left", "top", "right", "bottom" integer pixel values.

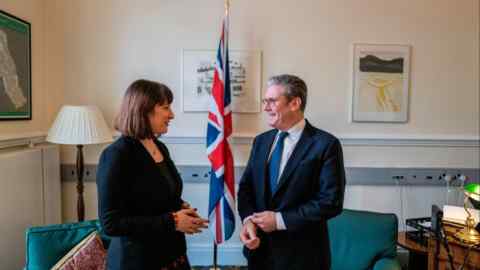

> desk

[
  {"left": 397, "top": 232, "right": 428, "bottom": 269},
  {"left": 427, "top": 224, "right": 480, "bottom": 270}
]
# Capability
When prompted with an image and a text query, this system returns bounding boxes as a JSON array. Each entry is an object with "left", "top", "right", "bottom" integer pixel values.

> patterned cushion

[
  {"left": 25, "top": 220, "right": 104, "bottom": 269},
  {"left": 51, "top": 231, "right": 106, "bottom": 270}
]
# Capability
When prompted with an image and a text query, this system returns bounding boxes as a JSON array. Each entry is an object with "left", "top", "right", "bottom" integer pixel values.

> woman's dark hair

[{"left": 114, "top": 79, "right": 173, "bottom": 139}]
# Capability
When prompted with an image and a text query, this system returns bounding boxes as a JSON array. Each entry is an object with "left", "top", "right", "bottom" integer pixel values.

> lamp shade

[
  {"left": 465, "top": 182, "right": 480, "bottom": 210},
  {"left": 47, "top": 105, "right": 113, "bottom": 145}
]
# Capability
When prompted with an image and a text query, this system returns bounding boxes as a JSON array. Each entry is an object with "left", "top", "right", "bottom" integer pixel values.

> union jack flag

[{"left": 206, "top": 8, "right": 235, "bottom": 244}]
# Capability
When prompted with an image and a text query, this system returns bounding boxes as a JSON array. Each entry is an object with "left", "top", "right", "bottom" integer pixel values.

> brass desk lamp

[{"left": 454, "top": 182, "right": 480, "bottom": 244}]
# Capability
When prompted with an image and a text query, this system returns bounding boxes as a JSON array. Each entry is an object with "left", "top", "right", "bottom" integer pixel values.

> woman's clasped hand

[{"left": 174, "top": 207, "right": 208, "bottom": 234}]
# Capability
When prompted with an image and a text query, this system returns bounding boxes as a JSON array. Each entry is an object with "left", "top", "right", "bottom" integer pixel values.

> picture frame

[
  {"left": 351, "top": 44, "right": 410, "bottom": 123},
  {"left": 182, "top": 49, "right": 262, "bottom": 113},
  {"left": 0, "top": 10, "right": 31, "bottom": 120}
]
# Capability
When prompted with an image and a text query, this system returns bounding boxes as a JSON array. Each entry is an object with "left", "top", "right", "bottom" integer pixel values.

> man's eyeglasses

[{"left": 261, "top": 97, "right": 280, "bottom": 106}]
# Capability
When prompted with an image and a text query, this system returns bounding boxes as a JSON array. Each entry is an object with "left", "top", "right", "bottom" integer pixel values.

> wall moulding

[{"left": 1, "top": 133, "right": 478, "bottom": 150}]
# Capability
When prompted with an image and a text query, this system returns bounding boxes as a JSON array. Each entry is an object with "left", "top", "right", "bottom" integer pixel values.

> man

[{"left": 238, "top": 74, "right": 346, "bottom": 270}]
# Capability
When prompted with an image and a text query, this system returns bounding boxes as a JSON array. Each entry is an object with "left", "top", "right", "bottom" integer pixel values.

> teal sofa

[
  {"left": 26, "top": 210, "right": 400, "bottom": 270},
  {"left": 25, "top": 220, "right": 110, "bottom": 270},
  {"left": 328, "top": 209, "right": 401, "bottom": 270}
]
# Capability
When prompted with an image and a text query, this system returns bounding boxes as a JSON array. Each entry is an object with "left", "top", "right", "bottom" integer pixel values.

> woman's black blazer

[{"left": 97, "top": 136, "right": 186, "bottom": 269}]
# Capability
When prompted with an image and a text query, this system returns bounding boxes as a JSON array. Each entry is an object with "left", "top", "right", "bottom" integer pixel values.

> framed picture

[
  {"left": 352, "top": 44, "right": 410, "bottom": 122},
  {"left": 182, "top": 49, "right": 262, "bottom": 113},
  {"left": 0, "top": 10, "right": 31, "bottom": 120}
]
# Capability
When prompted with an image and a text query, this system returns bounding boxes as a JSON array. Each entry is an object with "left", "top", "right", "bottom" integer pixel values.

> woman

[{"left": 97, "top": 79, "right": 208, "bottom": 270}]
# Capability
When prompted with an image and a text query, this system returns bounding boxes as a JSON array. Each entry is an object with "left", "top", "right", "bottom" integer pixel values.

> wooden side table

[
  {"left": 397, "top": 232, "right": 429, "bottom": 269},
  {"left": 427, "top": 224, "right": 480, "bottom": 270}
]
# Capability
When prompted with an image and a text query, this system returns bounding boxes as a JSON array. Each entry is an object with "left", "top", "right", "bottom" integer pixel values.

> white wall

[
  {"left": 0, "top": 0, "right": 478, "bottom": 265},
  {"left": 56, "top": 0, "right": 479, "bottom": 215},
  {"left": 0, "top": 0, "right": 44, "bottom": 138},
  {"left": 44, "top": 0, "right": 65, "bottom": 129},
  {"left": 54, "top": 0, "right": 478, "bottom": 264},
  {"left": 0, "top": 0, "right": 63, "bottom": 139},
  {"left": 56, "top": 0, "right": 479, "bottom": 162},
  {"left": 58, "top": 0, "right": 479, "bottom": 139}
]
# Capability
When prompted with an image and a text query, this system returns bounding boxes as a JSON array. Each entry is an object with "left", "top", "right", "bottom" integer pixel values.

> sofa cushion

[
  {"left": 51, "top": 231, "right": 106, "bottom": 270},
  {"left": 25, "top": 220, "right": 109, "bottom": 270},
  {"left": 328, "top": 209, "right": 398, "bottom": 270}
]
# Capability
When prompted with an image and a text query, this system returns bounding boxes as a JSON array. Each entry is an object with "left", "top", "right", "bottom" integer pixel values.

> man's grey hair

[{"left": 267, "top": 74, "right": 307, "bottom": 112}]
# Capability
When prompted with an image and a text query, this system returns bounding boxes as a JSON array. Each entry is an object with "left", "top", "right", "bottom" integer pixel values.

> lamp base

[{"left": 454, "top": 226, "right": 480, "bottom": 245}]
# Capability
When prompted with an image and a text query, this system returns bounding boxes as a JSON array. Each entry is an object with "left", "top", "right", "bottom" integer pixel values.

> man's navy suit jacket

[{"left": 238, "top": 120, "right": 346, "bottom": 270}]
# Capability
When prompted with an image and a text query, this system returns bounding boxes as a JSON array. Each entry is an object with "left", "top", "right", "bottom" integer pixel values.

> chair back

[{"left": 328, "top": 209, "right": 398, "bottom": 270}]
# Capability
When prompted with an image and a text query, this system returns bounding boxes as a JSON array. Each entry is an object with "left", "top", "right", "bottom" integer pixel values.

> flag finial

[{"left": 225, "top": 0, "right": 230, "bottom": 13}]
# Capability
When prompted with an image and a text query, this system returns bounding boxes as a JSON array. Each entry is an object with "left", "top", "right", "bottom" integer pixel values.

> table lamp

[
  {"left": 47, "top": 105, "right": 113, "bottom": 221},
  {"left": 454, "top": 182, "right": 480, "bottom": 244}
]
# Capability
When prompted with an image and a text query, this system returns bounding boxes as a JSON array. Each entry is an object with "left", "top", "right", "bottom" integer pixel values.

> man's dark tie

[{"left": 268, "top": 132, "right": 288, "bottom": 194}]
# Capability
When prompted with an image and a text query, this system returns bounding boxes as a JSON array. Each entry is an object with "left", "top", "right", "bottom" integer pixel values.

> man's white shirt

[{"left": 244, "top": 118, "right": 306, "bottom": 230}]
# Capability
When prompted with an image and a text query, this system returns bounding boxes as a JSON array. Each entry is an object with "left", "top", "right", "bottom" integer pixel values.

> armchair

[{"left": 328, "top": 209, "right": 401, "bottom": 270}]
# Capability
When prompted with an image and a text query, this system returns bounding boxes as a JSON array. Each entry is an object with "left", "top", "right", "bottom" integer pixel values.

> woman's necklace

[
  {"left": 150, "top": 147, "right": 158, "bottom": 156},
  {"left": 141, "top": 139, "right": 158, "bottom": 157}
]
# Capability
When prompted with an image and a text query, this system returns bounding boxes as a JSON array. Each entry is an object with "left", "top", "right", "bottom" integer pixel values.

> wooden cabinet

[
  {"left": 0, "top": 144, "right": 61, "bottom": 269},
  {"left": 398, "top": 232, "right": 429, "bottom": 269},
  {"left": 428, "top": 225, "right": 480, "bottom": 270}
]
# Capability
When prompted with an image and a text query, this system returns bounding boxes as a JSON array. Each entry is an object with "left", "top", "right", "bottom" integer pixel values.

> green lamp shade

[{"left": 464, "top": 182, "right": 480, "bottom": 210}]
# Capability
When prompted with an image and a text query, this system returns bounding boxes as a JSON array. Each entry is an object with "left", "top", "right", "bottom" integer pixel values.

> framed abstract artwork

[
  {"left": 352, "top": 44, "right": 410, "bottom": 123},
  {"left": 0, "top": 10, "right": 31, "bottom": 120},
  {"left": 182, "top": 49, "right": 262, "bottom": 113}
]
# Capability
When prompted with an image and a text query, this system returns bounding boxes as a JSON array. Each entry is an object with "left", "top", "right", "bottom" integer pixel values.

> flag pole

[
  {"left": 210, "top": 1, "right": 231, "bottom": 270},
  {"left": 213, "top": 242, "right": 218, "bottom": 270}
]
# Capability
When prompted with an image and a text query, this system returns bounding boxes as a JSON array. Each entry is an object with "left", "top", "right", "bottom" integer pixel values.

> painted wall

[
  {"left": 0, "top": 0, "right": 63, "bottom": 140},
  {"left": 57, "top": 0, "right": 479, "bottom": 198},
  {"left": 56, "top": 0, "right": 479, "bottom": 165},
  {"left": 2, "top": 0, "right": 474, "bottom": 165},
  {"left": 54, "top": 0, "right": 479, "bottom": 264},
  {"left": 0, "top": 0, "right": 478, "bottom": 265},
  {"left": 58, "top": 0, "right": 479, "bottom": 139},
  {"left": 0, "top": 0, "right": 44, "bottom": 138}
]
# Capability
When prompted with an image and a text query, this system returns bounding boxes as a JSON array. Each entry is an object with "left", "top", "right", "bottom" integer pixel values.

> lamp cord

[
  {"left": 459, "top": 244, "right": 474, "bottom": 270},
  {"left": 439, "top": 223, "right": 456, "bottom": 270},
  {"left": 396, "top": 179, "right": 406, "bottom": 232}
]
